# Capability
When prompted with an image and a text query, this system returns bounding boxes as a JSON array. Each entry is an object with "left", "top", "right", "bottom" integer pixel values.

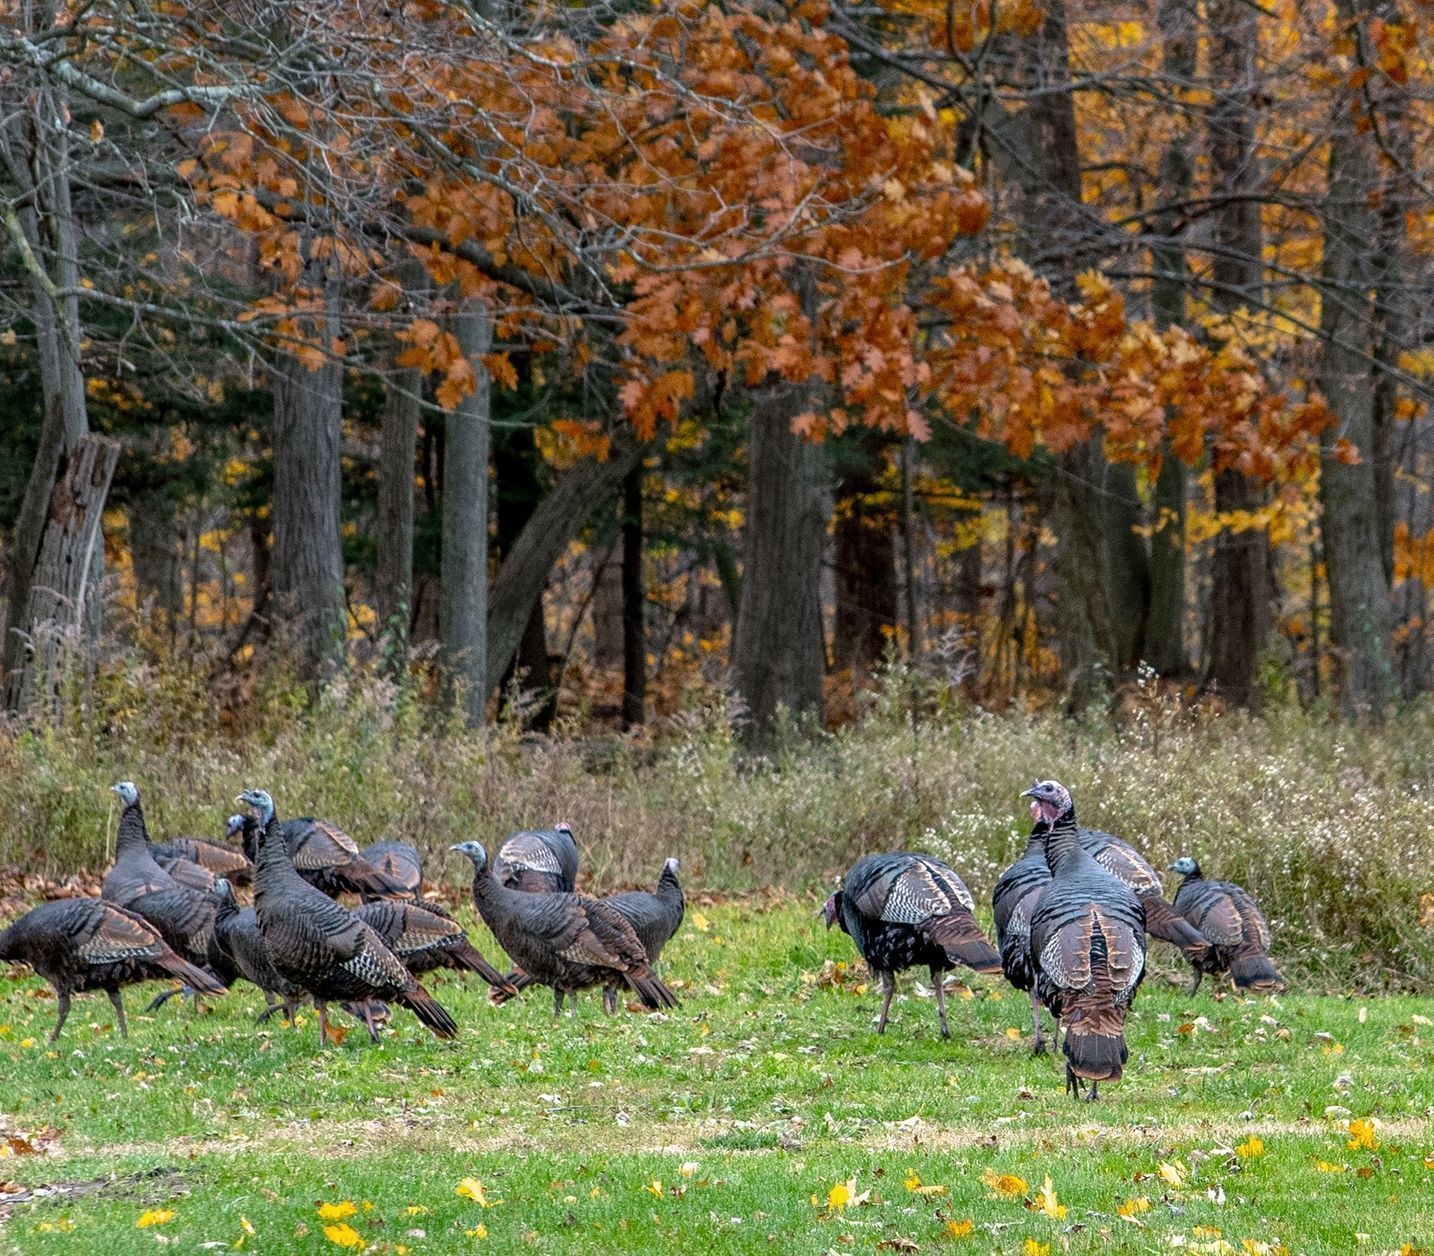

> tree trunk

[
  {"left": 730, "top": 377, "right": 828, "bottom": 740},
  {"left": 494, "top": 420, "right": 556, "bottom": 728},
  {"left": 621, "top": 460, "right": 646, "bottom": 728},
  {"left": 1017, "top": 0, "right": 1118, "bottom": 707},
  {"left": 832, "top": 460, "right": 897, "bottom": 678},
  {"left": 1143, "top": 0, "right": 1198, "bottom": 678},
  {"left": 1317, "top": 0, "right": 1395, "bottom": 719},
  {"left": 1203, "top": 0, "right": 1272, "bottom": 708},
  {"left": 0, "top": 47, "right": 93, "bottom": 708},
  {"left": 440, "top": 298, "right": 492, "bottom": 725},
  {"left": 129, "top": 490, "right": 182, "bottom": 636},
  {"left": 377, "top": 345, "right": 422, "bottom": 677},
  {"left": 488, "top": 437, "right": 643, "bottom": 692},
  {"left": 2, "top": 436, "right": 120, "bottom": 713},
  {"left": 270, "top": 263, "right": 346, "bottom": 685}
]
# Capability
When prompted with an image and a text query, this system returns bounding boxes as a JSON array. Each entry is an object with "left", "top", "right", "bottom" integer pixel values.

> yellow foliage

[
  {"left": 1347, "top": 1119, "right": 1379, "bottom": 1152},
  {"left": 1235, "top": 1136, "right": 1265, "bottom": 1159},
  {"left": 980, "top": 1168, "right": 1029, "bottom": 1199},
  {"left": 323, "top": 1222, "right": 365, "bottom": 1249},
  {"left": 136, "top": 1210, "right": 174, "bottom": 1229},
  {"left": 317, "top": 1201, "right": 357, "bottom": 1221}
]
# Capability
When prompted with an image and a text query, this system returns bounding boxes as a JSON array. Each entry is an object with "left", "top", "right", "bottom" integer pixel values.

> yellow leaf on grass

[
  {"left": 136, "top": 1209, "right": 174, "bottom": 1229},
  {"left": 1117, "top": 1196, "right": 1151, "bottom": 1220},
  {"left": 679, "top": 1162, "right": 699, "bottom": 1178},
  {"left": 1423, "top": 1153, "right": 1434, "bottom": 1170},
  {"left": 239, "top": 1216, "right": 256, "bottom": 1236},
  {"left": 980, "top": 1168, "right": 1029, "bottom": 1199},
  {"left": 1235, "top": 1136, "right": 1265, "bottom": 1159},
  {"left": 691, "top": 911, "right": 711, "bottom": 932},
  {"left": 1004, "top": 1027, "right": 1022, "bottom": 1041},
  {"left": 903, "top": 1169, "right": 946, "bottom": 1196},
  {"left": 464, "top": 1224, "right": 488, "bottom": 1238},
  {"left": 324, "top": 1222, "right": 364, "bottom": 1248},
  {"left": 456, "top": 1177, "right": 502, "bottom": 1207},
  {"left": 646, "top": 1179, "right": 663, "bottom": 1198},
  {"left": 1157, "top": 1160, "right": 1186, "bottom": 1187},
  {"left": 1032, "top": 1176, "right": 1066, "bottom": 1220},
  {"left": 317, "top": 1201, "right": 357, "bottom": 1221},
  {"left": 945, "top": 1218, "right": 974, "bottom": 1238},
  {"left": 404, "top": 1205, "right": 429, "bottom": 1216},
  {"left": 1314, "top": 1160, "right": 1346, "bottom": 1173},
  {"left": 1023, "top": 1240, "right": 1050, "bottom": 1256},
  {"left": 1347, "top": 1119, "right": 1379, "bottom": 1152},
  {"left": 828, "top": 1180, "right": 853, "bottom": 1210}
]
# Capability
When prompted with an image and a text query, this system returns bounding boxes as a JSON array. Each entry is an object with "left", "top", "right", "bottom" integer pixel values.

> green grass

[{"left": 1, "top": 900, "right": 1430, "bottom": 1254}]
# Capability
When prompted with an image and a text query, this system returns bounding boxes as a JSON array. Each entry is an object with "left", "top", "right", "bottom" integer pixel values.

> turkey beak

[{"left": 1019, "top": 785, "right": 1039, "bottom": 800}]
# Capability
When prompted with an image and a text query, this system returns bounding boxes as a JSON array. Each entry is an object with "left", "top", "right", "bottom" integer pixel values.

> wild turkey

[
  {"left": 210, "top": 877, "right": 303, "bottom": 1023},
  {"left": 1170, "top": 857, "right": 1284, "bottom": 995},
  {"left": 450, "top": 840, "right": 676, "bottom": 1017},
  {"left": 1076, "top": 825, "right": 1209, "bottom": 962},
  {"left": 151, "top": 834, "right": 253, "bottom": 886},
  {"left": 992, "top": 820, "right": 1054, "bottom": 1052},
  {"left": 351, "top": 899, "right": 516, "bottom": 991},
  {"left": 151, "top": 850, "right": 218, "bottom": 894},
  {"left": 101, "top": 783, "right": 220, "bottom": 975},
  {"left": 236, "top": 794, "right": 408, "bottom": 900},
  {"left": 361, "top": 841, "right": 424, "bottom": 900},
  {"left": 493, "top": 856, "right": 685, "bottom": 1013},
  {"left": 823, "top": 852, "right": 1002, "bottom": 1039},
  {"left": 0, "top": 899, "right": 226, "bottom": 1041},
  {"left": 492, "top": 823, "right": 579, "bottom": 893},
  {"left": 1025, "top": 780, "right": 1146, "bottom": 1101},
  {"left": 240, "top": 789, "right": 458, "bottom": 1044}
]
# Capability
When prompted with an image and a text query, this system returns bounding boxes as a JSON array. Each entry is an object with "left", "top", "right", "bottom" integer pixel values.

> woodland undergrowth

[{"left": 1, "top": 655, "right": 1430, "bottom": 991}]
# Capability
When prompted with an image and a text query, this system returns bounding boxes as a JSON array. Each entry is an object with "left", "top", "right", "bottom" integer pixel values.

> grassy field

[{"left": 1, "top": 897, "right": 1430, "bottom": 1255}]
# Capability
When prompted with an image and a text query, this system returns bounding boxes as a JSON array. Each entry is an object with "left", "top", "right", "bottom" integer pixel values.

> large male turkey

[
  {"left": 236, "top": 795, "right": 408, "bottom": 900},
  {"left": 241, "top": 789, "right": 458, "bottom": 1044},
  {"left": 823, "top": 852, "right": 1001, "bottom": 1039},
  {"left": 101, "top": 783, "right": 220, "bottom": 976},
  {"left": 1076, "top": 826, "right": 1209, "bottom": 962},
  {"left": 0, "top": 899, "right": 226, "bottom": 1040},
  {"left": 1025, "top": 780, "right": 1145, "bottom": 1101},
  {"left": 492, "top": 823, "right": 580, "bottom": 893},
  {"left": 450, "top": 840, "right": 676, "bottom": 1017},
  {"left": 992, "top": 823, "right": 1054, "bottom": 1052},
  {"left": 352, "top": 899, "right": 516, "bottom": 991},
  {"left": 1169, "top": 857, "right": 1284, "bottom": 995}
]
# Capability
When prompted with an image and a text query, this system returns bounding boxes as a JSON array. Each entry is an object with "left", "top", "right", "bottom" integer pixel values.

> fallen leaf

[
  {"left": 1314, "top": 1160, "right": 1347, "bottom": 1173},
  {"left": 136, "top": 1209, "right": 175, "bottom": 1229},
  {"left": 944, "top": 1218, "right": 974, "bottom": 1239},
  {"left": 1023, "top": 1241, "right": 1049, "bottom": 1256},
  {"left": 828, "top": 1180, "right": 853, "bottom": 1210},
  {"left": 456, "top": 1177, "right": 502, "bottom": 1207},
  {"left": 1347, "top": 1119, "right": 1379, "bottom": 1152},
  {"left": 1235, "top": 1136, "right": 1265, "bottom": 1159},
  {"left": 323, "top": 1222, "right": 365, "bottom": 1249},
  {"left": 317, "top": 1201, "right": 357, "bottom": 1222},
  {"left": 1030, "top": 1176, "right": 1065, "bottom": 1221},
  {"left": 980, "top": 1168, "right": 1028, "bottom": 1199}
]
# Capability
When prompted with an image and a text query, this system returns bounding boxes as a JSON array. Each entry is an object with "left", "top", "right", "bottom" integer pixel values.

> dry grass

[{"left": 2, "top": 657, "right": 1431, "bottom": 989}]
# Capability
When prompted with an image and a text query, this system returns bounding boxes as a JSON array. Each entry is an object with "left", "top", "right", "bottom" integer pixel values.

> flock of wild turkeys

[{"left": 0, "top": 776, "right": 1281, "bottom": 1101}]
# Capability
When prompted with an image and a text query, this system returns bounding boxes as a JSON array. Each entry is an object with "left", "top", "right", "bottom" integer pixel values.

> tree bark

[
  {"left": 494, "top": 420, "right": 556, "bottom": 727},
  {"left": 621, "top": 460, "right": 646, "bottom": 728},
  {"left": 832, "top": 458, "right": 897, "bottom": 678},
  {"left": 730, "top": 377, "right": 828, "bottom": 740},
  {"left": 2, "top": 436, "right": 120, "bottom": 713},
  {"left": 440, "top": 297, "right": 492, "bottom": 725},
  {"left": 376, "top": 339, "right": 423, "bottom": 678},
  {"left": 129, "top": 490, "right": 182, "bottom": 636},
  {"left": 1142, "top": 0, "right": 1198, "bottom": 678},
  {"left": 1016, "top": 0, "right": 1118, "bottom": 707},
  {"left": 0, "top": 36, "right": 93, "bottom": 708},
  {"left": 270, "top": 261, "right": 346, "bottom": 685},
  {"left": 1317, "top": 0, "right": 1396, "bottom": 719},
  {"left": 487, "top": 437, "right": 642, "bottom": 692},
  {"left": 1203, "top": 0, "right": 1272, "bottom": 708}
]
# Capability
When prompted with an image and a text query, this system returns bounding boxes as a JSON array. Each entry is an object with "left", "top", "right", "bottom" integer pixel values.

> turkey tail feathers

[
  {"left": 1229, "top": 948, "right": 1285, "bottom": 993},
  {"left": 397, "top": 986, "right": 459, "bottom": 1039},
  {"left": 1142, "top": 896, "right": 1210, "bottom": 959},
  {"left": 452, "top": 940, "right": 521, "bottom": 993},
  {"left": 926, "top": 912, "right": 1003, "bottom": 975},
  {"left": 163, "top": 955, "right": 227, "bottom": 997},
  {"left": 1063, "top": 1014, "right": 1129, "bottom": 1082},
  {"left": 625, "top": 967, "right": 680, "bottom": 1011}
]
